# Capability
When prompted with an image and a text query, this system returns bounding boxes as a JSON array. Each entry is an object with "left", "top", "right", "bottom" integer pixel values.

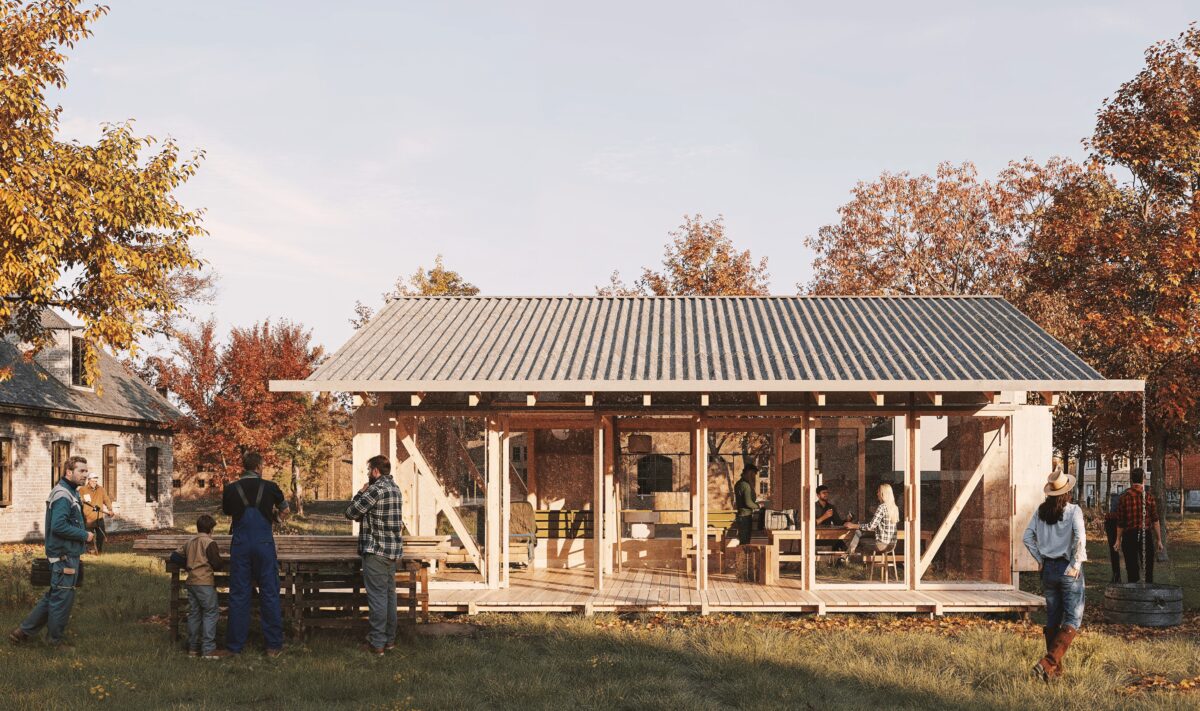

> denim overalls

[{"left": 224, "top": 479, "right": 283, "bottom": 652}]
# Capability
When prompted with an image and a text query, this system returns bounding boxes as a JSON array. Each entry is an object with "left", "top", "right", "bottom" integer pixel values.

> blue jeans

[
  {"left": 362, "top": 554, "right": 398, "bottom": 649},
  {"left": 1042, "top": 558, "right": 1085, "bottom": 629},
  {"left": 187, "top": 585, "right": 220, "bottom": 655},
  {"left": 20, "top": 556, "right": 80, "bottom": 645}
]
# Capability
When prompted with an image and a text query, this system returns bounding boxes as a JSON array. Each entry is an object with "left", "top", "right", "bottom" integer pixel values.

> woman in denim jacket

[{"left": 1022, "top": 468, "right": 1087, "bottom": 681}]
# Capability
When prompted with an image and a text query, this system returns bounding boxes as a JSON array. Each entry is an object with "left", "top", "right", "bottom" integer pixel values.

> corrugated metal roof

[{"left": 276, "top": 296, "right": 1141, "bottom": 393}]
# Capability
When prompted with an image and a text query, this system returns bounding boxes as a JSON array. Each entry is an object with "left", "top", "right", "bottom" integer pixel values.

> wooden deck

[{"left": 429, "top": 568, "right": 1043, "bottom": 615}]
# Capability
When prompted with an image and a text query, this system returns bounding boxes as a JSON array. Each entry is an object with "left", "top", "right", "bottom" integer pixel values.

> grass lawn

[{"left": 0, "top": 510, "right": 1197, "bottom": 709}]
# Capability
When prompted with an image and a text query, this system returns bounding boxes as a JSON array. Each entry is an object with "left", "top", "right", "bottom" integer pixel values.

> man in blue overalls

[
  {"left": 221, "top": 451, "right": 289, "bottom": 656},
  {"left": 9, "top": 456, "right": 94, "bottom": 648}
]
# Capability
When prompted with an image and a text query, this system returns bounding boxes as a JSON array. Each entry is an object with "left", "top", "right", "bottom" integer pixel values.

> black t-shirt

[
  {"left": 222, "top": 473, "right": 287, "bottom": 526},
  {"left": 815, "top": 500, "right": 843, "bottom": 526}
]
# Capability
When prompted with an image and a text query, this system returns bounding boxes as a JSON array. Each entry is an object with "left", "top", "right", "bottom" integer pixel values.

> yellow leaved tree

[{"left": 1, "top": 1, "right": 208, "bottom": 386}]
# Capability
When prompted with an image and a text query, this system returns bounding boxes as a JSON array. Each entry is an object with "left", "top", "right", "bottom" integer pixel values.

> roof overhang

[{"left": 270, "top": 378, "right": 1145, "bottom": 393}]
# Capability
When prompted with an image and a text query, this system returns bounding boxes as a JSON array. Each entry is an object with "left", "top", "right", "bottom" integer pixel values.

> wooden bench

[{"left": 132, "top": 535, "right": 445, "bottom": 642}]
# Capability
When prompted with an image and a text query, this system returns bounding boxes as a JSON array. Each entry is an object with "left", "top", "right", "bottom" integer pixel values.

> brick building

[{"left": 0, "top": 312, "right": 177, "bottom": 542}]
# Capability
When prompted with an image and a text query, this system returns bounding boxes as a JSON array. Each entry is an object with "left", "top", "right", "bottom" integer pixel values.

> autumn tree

[
  {"left": 274, "top": 392, "right": 347, "bottom": 516},
  {"left": 600, "top": 214, "right": 770, "bottom": 296},
  {"left": 804, "top": 160, "right": 1080, "bottom": 298},
  {"left": 1027, "top": 25, "right": 1200, "bottom": 533},
  {"left": 0, "top": 1, "right": 209, "bottom": 385},
  {"left": 150, "top": 319, "right": 335, "bottom": 491},
  {"left": 351, "top": 255, "right": 479, "bottom": 328},
  {"left": 600, "top": 214, "right": 771, "bottom": 497}
]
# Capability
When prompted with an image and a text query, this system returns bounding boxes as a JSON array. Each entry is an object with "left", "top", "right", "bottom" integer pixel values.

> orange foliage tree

[
  {"left": 804, "top": 160, "right": 1078, "bottom": 298},
  {"left": 1026, "top": 25, "right": 1200, "bottom": 528},
  {"left": 149, "top": 320, "right": 330, "bottom": 489},
  {"left": 600, "top": 214, "right": 770, "bottom": 296}
]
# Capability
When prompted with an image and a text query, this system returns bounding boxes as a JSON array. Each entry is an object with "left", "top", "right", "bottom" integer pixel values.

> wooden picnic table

[
  {"left": 759, "top": 528, "right": 934, "bottom": 585},
  {"left": 132, "top": 534, "right": 447, "bottom": 642}
]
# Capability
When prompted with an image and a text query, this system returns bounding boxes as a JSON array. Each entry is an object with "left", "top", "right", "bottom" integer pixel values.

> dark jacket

[{"left": 44, "top": 479, "right": 89, "bottom": 559}]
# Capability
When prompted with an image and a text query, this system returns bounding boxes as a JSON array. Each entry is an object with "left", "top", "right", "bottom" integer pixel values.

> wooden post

[
  {"left": 486, "top": 420, "right": 501, "bottom": 589},
  {"left": 593, "top": 418, "right": 604, "bottom": 592},
  {"left": 526, "top": 429, "right": 538, "bottom": 508},
  {"left": 501, "top": 419, "right": 511, "bottom": 588},
  {"left": 691, "top": 423, "right": 701, "bottom": 591},
  {"left": 698, "top": 417, "right": 709, "bottom": 590},
  {"left": 603, "top": 417, "right": 617, "bottom": 575},
  {"left": 907, "top": 413, "right": 921, "bottom": 590},
  {"left": 804, "top": 416, "right": 816, "bottom": 590}
]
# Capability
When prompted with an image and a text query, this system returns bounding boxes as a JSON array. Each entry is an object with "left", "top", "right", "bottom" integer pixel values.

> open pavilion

[{"left": 271, "top": 295, "right": 1142, "bottom": 615}]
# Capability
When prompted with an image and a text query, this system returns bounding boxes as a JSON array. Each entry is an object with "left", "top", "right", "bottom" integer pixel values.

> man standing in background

[{"left": 346, "top": 454, "right": 404, "bottom": 655}]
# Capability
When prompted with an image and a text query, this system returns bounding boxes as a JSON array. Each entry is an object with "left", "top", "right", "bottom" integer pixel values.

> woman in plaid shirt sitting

[{"left": 845, "top": 483, "right": 899, "bottom": 558}]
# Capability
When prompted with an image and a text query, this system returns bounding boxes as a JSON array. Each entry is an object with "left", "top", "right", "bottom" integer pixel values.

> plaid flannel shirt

[
  {"left": 1117, "top": 487, "right": 1158, "bottom": 531},
  {"left": 862, "top": 503, "right": 897, "bottom": 546},
  {"left": 346, "top": 474, "right": 404, "bottom": 559}
]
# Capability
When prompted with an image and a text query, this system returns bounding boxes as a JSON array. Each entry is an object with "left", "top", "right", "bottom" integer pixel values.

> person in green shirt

[{"left": 733, "top": 463, "right": 761, "bottom": 544}]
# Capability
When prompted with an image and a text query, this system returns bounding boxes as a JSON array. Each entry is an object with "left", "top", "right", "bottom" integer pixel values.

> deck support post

[
  {"left": 486, "top": 419, "right": 502, "bottom": 589},
  {"left": 603, "top": 417, "right": 617, "bottom": 575},
  {"left": 907, "top": 413, "right": 921, "bottom": 590},
  {"left": 593, "top": 417, "right": 605, "bottom": 592},
  {"left": 501, "top": 419, "right": 511, "bottom": 588},
  {"left": 691, "top": 416, "right": 709, "bottom": 591}
]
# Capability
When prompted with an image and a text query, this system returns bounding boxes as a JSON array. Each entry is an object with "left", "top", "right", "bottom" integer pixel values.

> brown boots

[{"left": 1033, "top": 625, "right": 1078, "bottom": 681}]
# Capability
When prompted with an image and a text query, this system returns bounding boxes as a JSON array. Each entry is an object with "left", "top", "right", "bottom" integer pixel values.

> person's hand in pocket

[{"left": 1065, "top": 567, "right": 1079, "bottom": 578}]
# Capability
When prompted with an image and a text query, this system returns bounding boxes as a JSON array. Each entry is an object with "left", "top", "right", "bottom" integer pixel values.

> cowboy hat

[{"left": 1043, "top": 466, "right": 1076, "bottom": 496}]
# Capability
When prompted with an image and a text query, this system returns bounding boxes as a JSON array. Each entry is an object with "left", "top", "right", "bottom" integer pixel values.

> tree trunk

[
  {"left": 1104, "top": 453, "right": 1113, "bottom": 511},
  {"left": 1151, "top": 430, "right": 1169, "bottom": 549},
  {"left": 291, "top": 458, "right": 305, "bottom": 517},
  {"left": 1179, "top": 449, "right": 1186, "bottom": 518}
]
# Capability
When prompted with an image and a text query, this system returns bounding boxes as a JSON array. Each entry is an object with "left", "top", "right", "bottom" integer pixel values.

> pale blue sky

[{"left": 53, "top": 1, "right": 1196, "bottom": 353}]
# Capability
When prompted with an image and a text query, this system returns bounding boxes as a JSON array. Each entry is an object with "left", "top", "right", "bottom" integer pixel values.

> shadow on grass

[{"left": 2, "top": 545, "right": 1195, "bottom": 710}]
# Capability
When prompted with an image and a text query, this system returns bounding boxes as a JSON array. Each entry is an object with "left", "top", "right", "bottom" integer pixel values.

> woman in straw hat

[{"left": 1022, "top": 466, "right": 1087, "bottom": 681}]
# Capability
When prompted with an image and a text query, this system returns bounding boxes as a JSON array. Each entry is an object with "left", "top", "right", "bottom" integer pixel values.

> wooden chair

[{"left": 867, "top": 540, "right": 900, "bottom": 582}]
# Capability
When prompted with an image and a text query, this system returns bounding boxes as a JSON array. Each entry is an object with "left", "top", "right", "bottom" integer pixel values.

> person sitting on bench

[{"left": 814, "top": 485, "right": 853, "bottom": 557}]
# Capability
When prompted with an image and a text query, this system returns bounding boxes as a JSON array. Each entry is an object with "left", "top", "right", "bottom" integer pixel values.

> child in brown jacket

[{"left": 170, "top": 515, "right": 230, "bottom": 659}]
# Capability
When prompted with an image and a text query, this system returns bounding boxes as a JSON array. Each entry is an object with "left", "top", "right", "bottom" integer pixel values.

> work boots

[{"left": 1033, "top": 625, "right": 1078, "bottom": 681}]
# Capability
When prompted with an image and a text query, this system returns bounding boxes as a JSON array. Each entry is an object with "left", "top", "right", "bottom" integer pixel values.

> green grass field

[{"left": 0, "top": 508, "right": 1197, "bottom": 710}]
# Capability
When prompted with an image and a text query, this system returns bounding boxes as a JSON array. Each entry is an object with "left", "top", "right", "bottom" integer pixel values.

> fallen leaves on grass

[
  {"left": 1119, "top": 672, "right": 1200, "bottom": 696},
  {"left": 138, "top": 614, "right": 169, "bottom": 627}
]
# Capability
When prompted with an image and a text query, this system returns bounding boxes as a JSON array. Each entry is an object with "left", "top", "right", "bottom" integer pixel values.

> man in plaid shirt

[
  {"left": 345, "top": 454, "right": 403, "bottom": 654},
  {"left": 1114, "top": 467, "right": 1163, "bottom": 584}
]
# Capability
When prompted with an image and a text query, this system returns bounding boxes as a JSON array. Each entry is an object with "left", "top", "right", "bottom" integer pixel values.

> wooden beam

[
  {"left": 642, "top": 393, "right": 652, "bottom": 407},
  {"left": 907, "top": 413, "right": 920, "bottom": 590},
  {"left": 982, "top": 391, "right": 1001, "bottom": 405},
  {"left": 469, "top": 393, "right": 481, "bottom": 407},
  {"left": 758, "top": 392, "right": 768, "bottom": 407},
  {"left": 812, "top": 392, "right": 826, "bottom": 406},
  {"left": 526, "top": 393, "right": 537, "bottom": 407},
  {"left": 917, "top": 433, "right": 1004, "bottom": 578},
  {"left": 927, "top": 392, "right": 942, "bottom": 407},
  {"left": 410, "top": 392, "right": 424, "bottom": 407},
  {"left": 1039, "top": 391, "right": 1060, "bottom": 407},
  {"left": 869, "top": 391, "right": 885, "bottom": 406},
  {"left": 584, "top": 393, "right": 594, "bottom": 407},
  {"left": 395, "top": 420, "right": 482, "bottom": 572},
  {"left": 700, "top": 393, "right": 710, "bottom": 407},
  {"left": 526, "top": 430, "right": 538, "bottom": 508}
]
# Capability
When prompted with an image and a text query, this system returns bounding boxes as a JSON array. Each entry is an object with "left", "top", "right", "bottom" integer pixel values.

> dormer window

[{"left": 70, "top": 336, "right": 90, "bottom": 388}]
